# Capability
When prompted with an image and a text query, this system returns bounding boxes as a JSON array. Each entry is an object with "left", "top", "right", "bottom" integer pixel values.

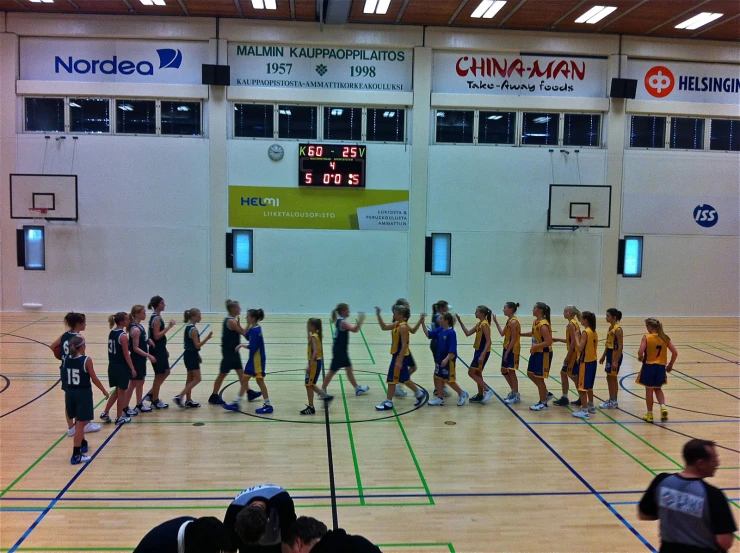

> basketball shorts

[
  {"left": 434, "top": 360, "right": 456, "bottom": 383},
  {"left": 605, "top": 349, "right": 622, "bottom": 376},
  {"left": 108, "top": 363, "right": 130, "bottom": 390},
  {"left": 471, "top": 350, "right": 489, "bottom": 372},
  {"left": 636, "top": 363, "right": 667, "bottom": 389},
  {"left": 387, "top": 354, "right": 410, "bottom": 384},
  {"left": 183, "top": 350, "right": 201, "bottom": 372},
  {"left": 501, "top": 349, "right": 519, "bottom": 372},
  {"left": 131, "top": 356, "right": 147, "bottom": 381},
  {"left": 305, "top": 360, "right": 323, "bottom": 387},
  {"left": 152, "top": 346, "right": 170, "bottom": 375},
  {"left": 561, "top": 352, "right": 579, "bottom": 376},
  {"left": 577, "top": 361, "right": 598, "bottom": 392},
  {"left": 407, "top": 352, "right": 416, "bottom": 368},
  {"left": 65, "top": 388, "right": 94, "bottom": 422},
  {"left": 527, "top": 350, "right": 552, "bottom": 379},
  {"left": 329, "top": 352, "right": 351, "bottom": 372},
  {"left": 220, "top": 351, "right": 243, "bottom": 374},
  {"left": 245, "top": 355, "right": 266, "bottom": 379}
]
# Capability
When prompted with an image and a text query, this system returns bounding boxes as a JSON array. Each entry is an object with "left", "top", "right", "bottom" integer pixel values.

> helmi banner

[{"left": 229, "top": 186, "right": 410, "bottom": 230}]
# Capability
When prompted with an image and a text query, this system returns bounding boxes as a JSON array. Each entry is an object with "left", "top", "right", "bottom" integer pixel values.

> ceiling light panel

[
  {"left": 471, "top": 1, "right": 506, "bottom": 19},
  {"left": 675, "top": 12, "right": 723, "bottom": 30},
  {"left": 575, "top": 6, "right": 617, "bottom": 24}
]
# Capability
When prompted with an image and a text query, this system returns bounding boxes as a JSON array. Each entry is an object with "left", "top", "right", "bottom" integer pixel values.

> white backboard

[
  {"left": 10, "top": 174, "right": 78, "bottom": 221},
  {"left": 548, "top": 184, "right": 611, "bottom": 229}
]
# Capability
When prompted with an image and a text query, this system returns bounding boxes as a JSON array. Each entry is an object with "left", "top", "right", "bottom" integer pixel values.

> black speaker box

[
  {"left": 610, "top": 78, "right": 637, "bottom": 99},
  {"left": 202, "top": 64, "right": 230, "bottom": 86}
]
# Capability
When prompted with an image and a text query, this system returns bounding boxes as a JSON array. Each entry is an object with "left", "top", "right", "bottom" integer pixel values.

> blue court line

[
  {"left": 687, "top": 345, "right": 740, "bottom": 366},
  {"left": 610, "top": 498, "right": 740, "bottom": 506},
  {"left": 528, "top": 419, "right": 740, "bottom": 425}
]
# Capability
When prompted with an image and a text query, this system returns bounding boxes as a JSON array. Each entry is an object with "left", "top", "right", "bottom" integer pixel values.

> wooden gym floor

[{"left": 0, "top": 313, "right": 738, "bottom": 552}]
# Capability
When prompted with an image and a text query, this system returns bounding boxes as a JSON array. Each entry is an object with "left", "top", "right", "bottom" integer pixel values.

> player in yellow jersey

[
  {"left": 456, "top": 306, "right": 493, "bottom": 404},
  {"left": 637, "top": 318, "right": 677, "bottom": 423},
  {"left": 599, "top": 308, "right": 623, "bottom": 409},
  {"left": 388, "top": 299, "right": 426, "bottom": 398},
  {"left": 301, "top": 318, "right": 324, "bottom": 416},
  {"left": 571, "top": 312, "right": 599, "bottom": 420},
  {"left": 552, "top": 306, "right": 582, "bottom": 407},
  {"left": 493, "top": 302, "right": 521, "bottom": 404},
  {"left": 521, "top": 302, "right": 555, "bottom": 411}
]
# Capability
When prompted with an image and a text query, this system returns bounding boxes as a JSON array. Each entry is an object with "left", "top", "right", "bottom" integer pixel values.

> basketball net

[
  {"left": 28, "top": 207, "right": 48, "bottom": 227},
  {"left": 575, "top": 216, "right": 594, "bottom": 232}
]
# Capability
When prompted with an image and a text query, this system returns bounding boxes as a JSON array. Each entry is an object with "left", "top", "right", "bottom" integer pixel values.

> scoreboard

[{"left": 298, "top": 143, "right": 366, "bottom": 188}]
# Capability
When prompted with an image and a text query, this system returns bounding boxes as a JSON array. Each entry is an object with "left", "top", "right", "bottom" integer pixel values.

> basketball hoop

[
  {"left": 28, "top": 208, "right": 48, "bottom": 225},
  {"left": 576, "top": 216, "right": 594, "bottom": 232}
]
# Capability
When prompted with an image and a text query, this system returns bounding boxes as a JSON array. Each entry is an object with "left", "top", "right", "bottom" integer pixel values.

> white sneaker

[
  {"left": 355, "top": 385, "right": 370, "bottom": 396},
  {"left": 137, "top": 403, "right": 153, "bottom": 413},
  {"left": 457, "top": 391, "right": 469, "bottom": 406},
  {"left": 572, "top": 410, "right": 590, "bottom": 420},
  {"left": 545, "top": 392, "right": 555, "bottom": 403},
  {"left": 428, "top": 397, "right": 444, "bottom": 406},
  {"left": 100, "top": 412, "right": 111, "bottom": 423},
  {"left": 375, "top": 400, "right": 394, "bottom": 411},
  {"left": 529, "top": 401, "right": 548, "bottom": 411},
  {"left": 611, "top": 400, "right": 619, "bottom": 409},
  {"left": 66, "top": 427, "right": 75, "bottom": 437},
  {"left": 114, "top": 416, "right": 131, "bottom": 425},
  {"left": 588, "top": 403, "right": 597, "bottom": 414},
  {"left": 599, "top": 399, "right": 612, "bottom": 409},
  {"left": 125, "top": 407, "right": 138, "bottom": 416},
  {"left": 394, "top": 387, "right": 408, "bottom": 397},
  {"left": 503, "top": 392, "right": 520, "bottom": 404},
  {"left": 482, "top": 389, "right": 494, "bottom": 404},
  {"left": 84, "top": 422, "right": 102, "bottom": 433}
]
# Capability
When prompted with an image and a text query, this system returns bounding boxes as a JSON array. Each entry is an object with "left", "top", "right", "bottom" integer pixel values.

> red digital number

[
  {"left": 307, "top": 146, "right": 324, "bottom": 157},
  {"left": 304, "top": 173, "right": 313, "bottom": 184},
  {"left": 333, "top": 174, "right": 342, "bottom": 185},
  {"left": 348, "top": 174, "right": 359, "bottom": 186},
  {"left": 342, "top": 147, "right": 358, "bottom": 158},
  {"left": 323, "top": 173, "right": 331, "bottom": 184},
  {"left": 329, "top": 161, "right": 336, "bottom": 170}
]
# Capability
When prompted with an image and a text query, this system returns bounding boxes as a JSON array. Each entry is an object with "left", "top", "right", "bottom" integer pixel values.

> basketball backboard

[
  {"left": 10, "top": 174, "right": 78, "bottom": 221},
  {"left": 547, "top": 184, "right": 611, "bottom": 230}
]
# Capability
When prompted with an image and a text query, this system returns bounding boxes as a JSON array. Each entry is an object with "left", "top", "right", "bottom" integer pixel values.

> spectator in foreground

[
  {"left": 227, "top": 484, "right": 296, "bottom": 552},
  {"left": 133, "top": 516, "right": 228, "bottom": 553},
  {"left": 281, "top": 516, "right": 382, "bottom": 553},
  {"left": 638, "top": 439, "right": 737, "bottom": 553}
]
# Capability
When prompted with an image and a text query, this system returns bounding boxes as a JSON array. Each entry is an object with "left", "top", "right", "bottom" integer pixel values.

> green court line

[
  {"left": 7, "top": 486, "right": 423, "bottom": 494},
  {"left": 718, "top": 343, "right": 740, "bottom": 352},
  {"left": 0, "top": 317, "right": 47, "bottom": 337},
  {"left": 378, "top": 544, "right": 455, "bottom": 552},
  {"left": 339, "top": 375, "right": 365, "bottom": 505},
  {"left": 359, "top": 323, "right": 376, "bottom": 364},
  {"left": 378, "top": 374, "right": 434, "bottom": 506},
  {"left": 1, "top": 502, "right": 430, "bottom": 511},
  {"left": 701, "top": 342, "right": 740, "bottom": 356},
  {"left": 621, "top": 351, "right": 705, "bottom": 390}
]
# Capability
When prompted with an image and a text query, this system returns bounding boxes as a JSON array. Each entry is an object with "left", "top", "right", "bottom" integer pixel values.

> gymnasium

[{"left": 0, "top": 1, "right": 738, "bottom": 551}]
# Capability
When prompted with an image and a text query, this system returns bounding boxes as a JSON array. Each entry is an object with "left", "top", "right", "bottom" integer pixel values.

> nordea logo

[{"left": 55, "top": 48, "right": 182, "bottom": 76}]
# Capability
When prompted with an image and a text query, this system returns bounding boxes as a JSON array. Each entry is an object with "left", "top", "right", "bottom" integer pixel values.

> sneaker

[
  {"left": 185, "top": 400, "right": 201, "bottom": 408},
  {"left": 482, "top": 389, "right": 494, "bottom": 404},
  {"left": 553, "top": 396, "right": 570, "bottom": 407},
  {"left": 571, "top": 398, "right": 582, "bottom": 407},
  {"left": 80, "top": 440, "right": 89, "bottom": 454},
  {"left": 208, "top": 394, "right": 225, "bottom": 405},
  {"left": 70, "top": 454, "right": 92, "bottom": 465},
  {"left": 660, "top": 407, "right": 668, "bottom": 422},
  {"left": 66, "top": 427, "right": 75, "bottom": 437},
  {"left": 173, "top": 396, "right": 185, "bottom": 410},
  {"left": 611, "top": 400, "right": 619, "bottom": 409},
  {"left": 137, "top": 403, "right": 153, "bottom": 413},
  {"left": 152, "top": 399, "right": 169, "bottom": 409},
  {"left": 114, "top": 416, "right": 131, "bottom": 425},
  {"left": 300, "top": 405, "right": 316, "bottom": 415},
  {"left": 469, "top": 394, "right": 483, "bottom": 403},
  {"left": 394, "top": 387, "right": 408, "bottom": 397},
  {"left": 503, "top": 391, "right": 514, "bottom": 400},
  {"left": 246, "top": 389, "right": 262, "bottom": 402},
  {"left": 457, "top": 391, "right": 469, "bottom": 406},
  {"left": 222, "top": 401, "right": 240, "bottom": 412},
  {"left": 143, "top": 391, "right": 153, "bottom": 403},
  {"left": 414, "top": 391, "right": 427, "bottom": 407},
  {"left": 545, "top": 392, "right": 555, "bottom": 403},
  {"left": 599, "top": 399, "right": 613, "bottom": 409},
  {"left": 355, "top": 385, "right": 370, "bottom": 396},
  {"left": 100, "top": 412, "right": 111, "bottom": 423},
  {"left": 588, "top": 403, "right": 596, "bottom": 414},
  {"left": 376, "top": 400, "right": 394, "bottom": 411},
  {"left": 572, "top": 410, "right": 590, "bottom": 420},
  {"left": 529, "top": 401, "right": 548, "bottom": 411},
  {"left": 319, "top": 392, "right": 334, "bottom": 401},
  {"left": 503, "top": 393, "right": 520, "bottom": 404},
  {"left": 125, "top": 407, "right": 138, "bottom": 416},
  {"left": 428, "top": 397, "right": 444, "bottom": 406},
  {"left": 643, "top": 412, "right": 654, "bottom": 423},
  {"left": 256, "top": 403, "right": 274, "bottom": 414},
  {"left": 83, "top": 422, "right": 101, "bottom": 433}
]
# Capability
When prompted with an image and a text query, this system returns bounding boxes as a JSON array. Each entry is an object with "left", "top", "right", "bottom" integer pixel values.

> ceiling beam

[
  {"left": 395, "top": 0, "right": 411, "bottom": 23},
  {"left": 448, "top": 0, "right": 470, "bottom": 25},
  {"left": 598, "top": 0, "right": 650, "bottom": 31},
  {"left": 65, "top": 0, "right": 81, "bottom": 10},
  {"left": 121, "top": 0, "right": 136, "bottom": 14},
  {"left": 645, "top": 0, "right": 711, "bottom": 34},
  {"left": 176, "top": 0, "right": 189, "bottom": 15},
  {"left": 12, "top": 0, "right": 28, "bottom": 9},
  {"left": 498, "top": 0, "right": 528, "bottom": 27},
  {"left": 691, "top": 12, "right": 740, "bottom": 37},
  {"left": 289, "top": 0, "right": 296, "bottom": 20},
  {"left": 550, "top": 0, "right": 589, "bottom": 29},
  {"left": 233, "top": 0, "right": 244, "bottom": 17}
]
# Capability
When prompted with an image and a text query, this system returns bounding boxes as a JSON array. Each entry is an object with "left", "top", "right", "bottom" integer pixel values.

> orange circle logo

[{"left": 644, "top": 66, "right": 675, "bottom": 98}]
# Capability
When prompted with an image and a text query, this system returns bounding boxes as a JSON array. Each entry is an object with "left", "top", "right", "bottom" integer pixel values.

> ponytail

[
  {"left": 441, "top": 312, "right": 455, "bottom": 328},
  {"left": 395, "top": 298, "right": 410, "bottom": 308},
  {"left": 582, "top": 311, "right": 596, "bottom": 332},
  {"left": 566, "top": 305, "right": 581, "bottom": 320},
  {"left": 248, "top": 308, "right": 265, "bottom": 322},
  {"left": 332, "top": 303, "right": 348, "bottom": 323},
  {"left": 535, "top": 302, "right": 551, "bottom": 324},
  {"left": 504, "top": 302, "right": 519, "bottom": 314},
  {"left": 308, "top": 318, "right": 323, "bottom": 342},
  {"left": 63, "top": 312, "right": 86, "bottom": 330},
  {"left": 432, "top": 300, "right": 449, "bottom": 315},
  {"left": 225, "top": 299, "right": 239, "bottom": 315},
  {"left": 477, "top": 305, "right": 492, "bottom": 324},
  {"left": 393, "top": 304, "right": 411, "bottom": 321},
  {"left": 129, "top": 305, "right": 144, "bottom": 331},
  {"left": 148, "top": 295, "right": 164, "bottom": 311},
  {"left": 606, "top": 308, "right": 623, "bottom": 321},
  {"left": 183, "top": 308, "right": 201, "bottom": 323},
  {"left": 646, "top": 318, "right": 670, "bottom": 343},
  {"left": 109, "top": 312, "right": 127, "bottom": 329},
  {"left": 68, "top": 336, "right": 85, "bottom": 356}
]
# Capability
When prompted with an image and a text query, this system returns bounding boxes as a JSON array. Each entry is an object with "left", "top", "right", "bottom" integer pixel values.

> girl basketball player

[
  {"left": 521, "top": 302, "right": 555, "bottom": 411},
  {"left": 100, "top": 312, "right": 137, "bottom": 425},
  {"left": 599, "top": 308, "right": 624, "bottom": 409},
  {"left": 637, "top": 318, "right": 677, "bottom": 423},
  {"left": 145, "top": 296, "right": 176, "bottom": 409},
  {"left": 210, "top": 300, "right": 259, "bottom": 406},
  {"left": 231, "top": 309, "right": 273, "bottom": 414},
  {"left": 375, "top": 304, "right": 426, "bottom": 411},
  {"left": 493, "top": 302, "right": 521, "bottom": 404},
  {"left": 301, "top": 318, "right": 324, "bottom": 415},
  {"left": 422, "top": 313, "right": 469, "bottom": 406},
  {"left": 552, "top": 306, "right": 582, "bottom": 407},
  {"left": 127, "top": 305, "right": 157, "bottom": 414},
  {"left": 456, "top": 306, "right": 492, "bottom": 404},
  {"left": 320, "top": 303, "right": 369, "bottom": 398},
  {"left": 64, "top": 336, "right": 109, "bottom": 464},
  {"left": 430, "top": 300, "right": 451, "bottom": 398},
  {"left": 381, "top": 299, "right": 425, "bottom": 397},
  {"left": 571, "top": 311, "right": 599, "bottom": 420},
  {"left": 173, "top": 309, "right": 213, "bottom": 409}
]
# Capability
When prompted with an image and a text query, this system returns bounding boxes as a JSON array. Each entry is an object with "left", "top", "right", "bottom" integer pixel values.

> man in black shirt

[
  {"left": 133, "top": 516, "right": 228, "bottom": 553},
  {"left": 639, "top": 439, "right": 737, "bottom": 553},
  {"left": 226, "top": 484, "right": 296, "bottom": 553},
  {"left": 281, "top": 516, "right": 382, "bottom": 553}
]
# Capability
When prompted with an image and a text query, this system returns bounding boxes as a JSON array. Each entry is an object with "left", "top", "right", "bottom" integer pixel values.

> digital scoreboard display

[{"left": 298, "top": 143, "right": 366, "bottom": 188}]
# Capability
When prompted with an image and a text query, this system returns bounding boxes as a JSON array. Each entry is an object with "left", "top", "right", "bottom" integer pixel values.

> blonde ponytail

[{"left": 646, "top": 318, "right": 671, "bottom": 343}]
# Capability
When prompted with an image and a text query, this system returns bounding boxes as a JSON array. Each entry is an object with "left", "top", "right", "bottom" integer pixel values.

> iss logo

[
  {"left": 645, "top": 65, "right": 675, "bottom": 98},
  {"left": 693, "top": 204, "right": 718, "bottom": 228}
]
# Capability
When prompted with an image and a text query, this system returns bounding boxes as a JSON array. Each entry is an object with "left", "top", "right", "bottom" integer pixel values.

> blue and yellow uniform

[
  {"left": 636, "top": 334, "right": 669, "bottom": 388},
  {"left": 575, "top": 327, "right": 599, "bottom": 392},
  {"left": 527, "top": 319, "right": 552, "bottom": 379},
  {"left": 64, "top": 354, "right": 94, "bottom": 422},
  {"left": 430, "top": 326, "right": 457, "bottom": 383},
  {"left": 108, "top": 328, "right": 130, "bottom": 389},
  {"left": 561, "top": 318, "right": 581, "bottom": 376},
  {"left": 429, "top": 313, "right": 441, "bottom": 364},
  {"left": 604, "top": 323, "right": 622, "bottom": 376},
  {"left": 501, "top": 316, "right": 520, "bottom": 372},
  {"left": 305, "top": 332, "right": 324, "bottom": 387},
  {"left": 183, "top": 323, "right": 201, "bottom": 371},
  {"left": 149, "top": 314, "right": 169, "bottom": 375},
  {"left": 129, "top": 323, "right": 149, "bottom": 381},
  {"left": 470, "top": 319, "right": 490, "bottom": 371},
  {"left": 387, "top": 321, "right": 411, "bottom": 384},
  {"left": 245, "top": 325, "right": 266, "bottom": 379}
]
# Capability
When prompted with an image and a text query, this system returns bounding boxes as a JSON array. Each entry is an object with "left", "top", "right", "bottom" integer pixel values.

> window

[
  {"left": 69, "top": 98, "right": 110, "bottom": 134},
  {"left": 278, "top": 105, "right": 317, "bottom": 139},
  {"left": 709, "top": 119, "right": 739, "bottom": 151},
  {"left": 25, "top": 98, "right": 64, "bottom": 132},
  {"left": 116, "top": 99, "right": 156, "bottom": 134},
  {"left": 366, "top": 109, "right": 405, "bottom": 142},
  {"left": 234, "top": 104, "right": 274, "bottom": 138},
  {"left": 522, "top": 112, "right": 559, "bottom": 146},
  {"left": 430, "top": 233, "right": 451, "bottom": 276},
  {"left": 21, "top": 226, "right": 45, "bottom": 271},
  {"left": 161, "top": 101, "right": 201, "bottom": 136},
  {"left": 620, "top": 236, "right": 643, "bottom": 278},
  {"left": 232, "top": 230, "right": 253, "bottom": 273},
  {"left": 478, "top": 111, "right": 516, "bottom": 145},
  {"left": 670, "top": 117, "right": 704, "bottom": 150},
  {"left": 630, "top": 116, "right": 666, "bottom": 148},
  {"left": 435, "top": 110, "right": 474, "bottom": 144},
  {"left": 564, "top": 114, "right": 601, "bottom": 147},
  {"left": 323, "top": 107, "right": 362, "bottom": 141}
]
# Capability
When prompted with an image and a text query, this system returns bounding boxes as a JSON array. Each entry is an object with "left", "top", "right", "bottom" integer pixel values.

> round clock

[{"left": 268, "top": 144, "right": 284, "bottom": 161}]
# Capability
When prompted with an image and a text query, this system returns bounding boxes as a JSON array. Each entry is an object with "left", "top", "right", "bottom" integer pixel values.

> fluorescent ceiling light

[
  {"left": 140, "top": 0, "right": 166, "bottom": 5},
  {"left": 279, "top": 109, "right": 292, "bottom": 115},
  {"left": 364, "top": 0, "right": 391, "bottom": 14},
  {"left": 69, "top": 102, "right": 81, "bottom": 108},
  {"left": 437, "top": 112, "right": 445, "bottom": 117},
  {"left": 176, "top": 105, "right": 190, "bottom": 112},
  {"left": 383, "top": 111, "right": 396, "bottom": 118},
  {"left": 30, "top": 0, "right": 54, "bottom": 3},
  {"left": 363, "top": 0, "right": 378, "bottom": 13},
  {"left": 251, "top": 0, "right": 264, "bottom": 8},
  {"left": 118, "top": 104, "right": 134, "bottom": 111},
  {"left": 487, "top": 115, "right": 503, "bottom": 120},
  {"left": 471, "top": 0, "right": 506, "bottom": 19},
  {"left": 575, "top": 6, "right": 617, "bottom": 24},
  {"left": 675, "top": 12, "right": 723, "bottom": 30},
  {"left": 331, "top": 109, "right": 344, "bottom": 116},
  {"left": 533, "top": 116, "right": 551, "bottom": 123}
]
